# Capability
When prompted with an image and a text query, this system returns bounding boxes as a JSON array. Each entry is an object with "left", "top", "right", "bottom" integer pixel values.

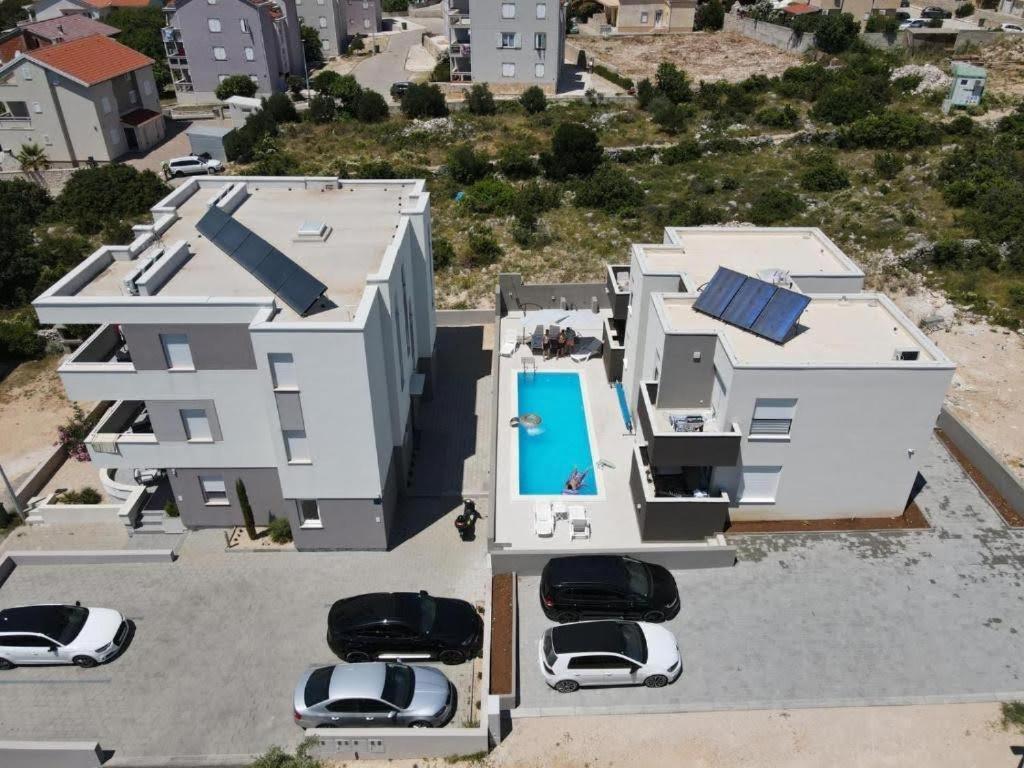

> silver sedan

[{"left": 293, "top": 662, "right": 456, "bottom": 729}]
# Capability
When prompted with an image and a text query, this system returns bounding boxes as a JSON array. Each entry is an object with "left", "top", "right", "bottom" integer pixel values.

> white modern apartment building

[
  {"left": 34, "top": 176, "right": 436, "bottom": 550},
  {"left": 605, "top": 227, "right": 955, "bottom": 532},
  {"left": 444, "top": 0, "right": 565, "bottom": 92}
]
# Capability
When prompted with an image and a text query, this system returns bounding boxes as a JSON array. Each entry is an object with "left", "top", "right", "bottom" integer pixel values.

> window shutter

[
  {"left": 514, "top": 32, "right": 521, "bottom": 48},
  {"left": 496, "top": 31, "right": 503, "bottom": 47},
  {"left": 752, "top": 398, "right": 797, "bottom": 420},
  {"left": 739, "top": 467, "right": 781, "bottom": 502}
]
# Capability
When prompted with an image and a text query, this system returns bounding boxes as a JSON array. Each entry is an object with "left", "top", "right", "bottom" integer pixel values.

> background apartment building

[
  {"left": 595, "top": 0, "right": 695, "bottom": 32},
  {"left": 444, "top": 0, "right": 565, "bottom": 92},
  {"left": 34, "top": 176, "right": 436, "bottom": 551},
  {"left": 808, "top": 0, "right": 899, "bottom": 22},
  {"left": 607, "top": 227, "right": 954, "bottom": 533},
  {"left": 163, "top": 0, "right": 303, "bottom": 104},
  {"left": 293, "top": 0, "right": 380, "bottom": 58},
  {"left": 27, "top": 0, "right": 161, "bottom": 23},
  {"left": 0, "top": 34, "right": 164, "bottom": 164},
  {"left": 0, "top": 15, "right": 118, "bottom": 64}
]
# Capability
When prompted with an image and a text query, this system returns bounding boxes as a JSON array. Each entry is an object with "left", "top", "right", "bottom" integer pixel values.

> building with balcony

[
  {"left": 163, "top": 0, "right": 303, "bottom": 104},
  {"left": 443, "top": 0, "right": 565, "bottom": 93},
  {"left": 26, "top": 0, "right": 161, "bottom": 24},
  {"left": 34, "top": 176, "right": 437, "bottom": 551},
  {"left": 0, "top": 34, "right": 164, "bottom": 165}
]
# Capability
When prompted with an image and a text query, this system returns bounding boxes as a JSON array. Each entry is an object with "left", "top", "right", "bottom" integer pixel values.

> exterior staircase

[{"left": 135, "top": 506, "right": 186, "bottom": 534}]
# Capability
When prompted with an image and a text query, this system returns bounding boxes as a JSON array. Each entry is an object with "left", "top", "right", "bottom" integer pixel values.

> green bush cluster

[
  {"left": 755, "top": 105, "right": 799, "bottom": 129},
  {"left": 215, "top": 74, "right": 257, "bottom": 101},
  {"left": 799, "top": 153, "right": 851, "bottom": 192},
  {"left": 593, "top": 64, "right": 634, "bottom": 91},
  {"left": 540, "top": 123, "right": 603, "bottom": 179},
  {"left": 401, "top": 83, "right": 448, "bottom": 118},
  {"left": 750, "top": 189, "right": 805, "bottom": 225},
  {"left": 268, "top": 517, "right": 293, "bottom": 544},
  {"left": 466, "top": 227, "right": 503, "bottom": 265},
  {"left": 873, "top": 151, "right": 905, "bottom": 180},
  {"left": 466, "top": 83, "right": 497, "bottom": 115},
  {"left": 574, "top": 165, "right": 643, "bottom": 214},
  {"left": 497, "top": 146, "right": 539, "bottom": 179},
  {"left": 464, "top": 178, "right": 518, "bottom": 214},
  {"left": 519, "top": 86, "right": 547, "bottom": 114},
  {"left": 308, "top": 72, "right": 388, "bottom": 123},
  {"left": 694, "top": 0, "right": 725, "bottom": 30},
  {"left": 840, "top": 111, "right": 942, "bottom": 149},
  {"left": 0, "top": 313, "right": 45, "bottom": 359},
  {"left": 447, "top": 144, "right": 492, "bottom": 184},
  {"left": 56, "top": 487, "right": 102, "bottom": 504},
  {"left": 660, "top": 140, "right": 702, "bottom": 164},
  {"left": 432, "top": 236, "right": 456, "bottom": 269}
]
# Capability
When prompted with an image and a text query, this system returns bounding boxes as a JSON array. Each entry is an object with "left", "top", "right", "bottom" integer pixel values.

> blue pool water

[{"left": 517, "top": 372, "right": 597, "bottom": 496}]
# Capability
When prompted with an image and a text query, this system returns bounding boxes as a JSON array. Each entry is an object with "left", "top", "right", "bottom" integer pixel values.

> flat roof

[
  {"left": 71, "top": 178, "right": 421, "bottom": 323},
  {"left": 659, "top": 294, "right": 951, "bottom": 366},
  {"left": 645, "top": 227, "right": 863, "bottom": 289}
]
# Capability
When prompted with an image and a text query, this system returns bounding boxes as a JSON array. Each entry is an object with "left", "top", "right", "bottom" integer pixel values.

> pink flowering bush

[{"left": 56, "top": 404, "right": 94, "bottom": 462}]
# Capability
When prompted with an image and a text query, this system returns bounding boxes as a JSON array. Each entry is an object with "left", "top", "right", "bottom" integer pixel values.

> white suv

[
  {"left": 0, "top": 604, "right": 130, "bottom": 669},
  {"left": 166, "top": 155, "right": 223, "bottom": 177},
  {"left": 538, "top": 619, "right": 681, "bottom": 692}
]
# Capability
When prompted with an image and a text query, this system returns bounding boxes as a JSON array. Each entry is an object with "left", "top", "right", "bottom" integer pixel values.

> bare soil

[
  {"left": 962, "top": 36, "right": 1024, "bottom": 97},
  {"left": 489, "top": 573, "right": 514, "bottom": 696},
  {"left": 937, "top": 429, "right": 1024, "bottom": 528},
  {"left": 574, "top": 32, "right": 802, "bottom": 85},
  {"left": 725, "top": 502, "right": 929, "bottom": 534}
]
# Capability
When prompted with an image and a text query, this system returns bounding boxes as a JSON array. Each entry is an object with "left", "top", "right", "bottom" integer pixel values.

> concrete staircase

[{"left": 135, "top": 507, "right": 186, "bottom": 534}]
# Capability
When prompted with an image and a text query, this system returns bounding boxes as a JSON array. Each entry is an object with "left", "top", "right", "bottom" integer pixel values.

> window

[
  {"left": 213, "top": 46, "right": 227, "bottom": 60},
  {"left": 363, "top": 17, "right": 370, "bottom": 27},
  {"left": 321, "top": 39, "right": 330, "bottom": 50},
  {"left": 362, "top": 0, "right": 368, "bottom": 7},
  {"left": 317, "top": 0, "right": 324, "bottom": 4},
  {"left": 640, "top": 11, "right": 648, "bottom": 22},
  {"left": 100, "top": 96, "right": 111, "bottom": 114},
  {"left": 108, "top": 127, "right": 120, "bottom": 145},
  {"left": 283, "top": 429, "right": 310, "bottom": 463},
  {"left": 1, "top": 634, "right": 54, "bottom": 648},
  {"left": 534, "top": 31, "right": 546, "bottom": 50},
  {"left": 318, "top": 15, "right": 327, "bottom": 27},
  {"left": 160, "top": 333, "right": 193, "bottom": 370},
  {"left": 738, "top": 466, "right": 782, "bottom": 503},
  {"left": 249, "top": 74, "right": 258, "bottom": 83},
  {"left": 536, "top": 2, "right": 546, "bottom": 17},
  {"left": 32, "top": 101, "right": 41, "bottom": 113},
  {"left": 749, "top": 398, "right": 796, "bottom": 437},
  {"left": 240, "top": 18, "right": 249, "bottom": 31},
  {"left": 501, "top": 2, "right": 515, "bottom": 17},
  {"left": 297, "top": 499, "right": 322, "bottom": 528},
  {"left": 207, "top": 0, "right": 217, "bottom": 4},
  {"left": 199, "top": 475, "right": 228, "bottom": 505},
  {"left": 244, "top": 46, "right": 255, "bottom": 61},
  {"left": 129, "top": 89, "right": 138, "bottom": 104},
  {"left": 21, "top": 65, "right": 32, "bottom": 80},
  {"left": 499, "top": 31, "right": 516, "bottom": 48},
  {"left": 208, "top": 18, "right": 221, "bottom": 32},
  {"left": 535, "top": 62, "right": 545, "bottom": 78},
  {"left": 181, "top": 409, "right": 212, "bottom": 442},
  {"left": 568, "top": 655, "right": 632, "bottom": 670},
  {"left": 502, "top": 62, "right": 515, "bottom": 77},
  {"left": 143, "top": 80, "right": 152, "bottom": 95}
]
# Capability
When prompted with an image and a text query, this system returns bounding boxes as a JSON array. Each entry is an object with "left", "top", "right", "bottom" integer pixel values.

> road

[{"left": 351, "top": 18, "right": 445, "bottom": 100}]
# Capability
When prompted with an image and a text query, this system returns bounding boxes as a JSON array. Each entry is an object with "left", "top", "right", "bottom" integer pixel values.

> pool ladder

[{"left": 521, "top": 356, "right": 536, "bottom": 376}]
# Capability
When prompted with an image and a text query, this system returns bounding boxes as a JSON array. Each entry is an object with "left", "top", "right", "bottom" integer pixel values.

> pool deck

[{"left": 495, "top": 312, "right": 644, "bottom": 550}]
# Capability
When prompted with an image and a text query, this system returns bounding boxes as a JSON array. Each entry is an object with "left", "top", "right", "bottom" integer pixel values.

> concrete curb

[
  {"left": 5, "top": 550, "right": 176, "bottom": 565},
  {"left": 104, "top": 755, "right": 259, "bottom": 768}
]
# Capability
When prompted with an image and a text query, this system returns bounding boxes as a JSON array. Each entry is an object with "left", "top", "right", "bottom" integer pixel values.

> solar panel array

[
  {"left": 196, "top": 205, "right": 327, "bottom": 316},
  {"left": 692, "top": 267, "right": 811, "bottom": 344}
]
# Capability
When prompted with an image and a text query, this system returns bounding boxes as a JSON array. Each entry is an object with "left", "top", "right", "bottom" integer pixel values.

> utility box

[
  {"left": 185, "top": 124, "right": 235, "bottom": 163},
  {"left": 943, "top": 62, "right": 986, "bottom": 113}
]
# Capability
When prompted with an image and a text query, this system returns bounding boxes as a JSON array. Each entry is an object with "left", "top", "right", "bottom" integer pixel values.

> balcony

[
  {"left": 450, "top": 42, "right": 471, "bottom": 57},
  {"left": 637, "top": 381, "right": 741, "bottom": 467},
  {"left": 629, "top": 445, "right": 730, "bottom": 541},
  {"left": 602, "top": 315, "right": 625, "bottom": 383},
  {"left": 0, "top": 115, "right": 31, "bottom": 129},
  {"left": 605, "top": 264, "right": 630, "bottom": 320},
  {"left": 58, "top": 325, "right": 135, "bottom": 400},
  {"left": 85, "top": 401, "right": 157, "bottom": 466}
]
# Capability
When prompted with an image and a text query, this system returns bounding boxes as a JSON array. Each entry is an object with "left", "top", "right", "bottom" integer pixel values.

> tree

[
  {"left": 349, "top": 35, "right": 366, "bottom": 52},
  {"left": 355, "top": 89, "right": 389, "bottom": 123},
  {"left": 519, "top": 86, "right": 547, "bottom": 114},
  {"left": 301, "top": 25, "right": 325, "bottom": 67},
  {"left": 812, "top": 82, "right": 882, "bottom": 125},
  {"left": 574, "top": 165, "right": 644, "bottom": 214},
  {"left": 250, "top": 738, "right": 322, "bottom": 768},
  {"left": 466, "top": 83, "right": 497, "bottom": 115},
  {"left": 236, "top": 478, "right": 257, "bottom": 540},
  {"left": 15, "top": 143, "right": 50, "bottom": 172},
  {"left": 215, "top": 74, "right": 258, "bottom": 101},
  {"left": 814, "top": 12, "right": 859, "bottom": 54},
  {"left": 695, "top": 0, "right": 725, "bottom": 30},
  {"left": 649, "top": 96, "right": 690, "bottom": 134},
  {"left": 53, "top": 165, "right": 169, "bottom": 236},
  {"left": 636, "top": 78, "right": 655, "bottom": 109},
  {"left": 447, "top": 144, "right": 491, "bottom": 184},
  {"left": 400, "top": 83, "right": 448, "bottom": 118},
  {"left": 287, "top": 75, "right": 306, "bottom": 99},
  {"left": 104, "top": 7, "right": 171, "bottom": 91},
  {"left": 798, "top": 152, "right": 850, "bottom": 191},
  {"left": 498, "top": 146, "right": 539, "bottom": 179},
  {"left": 541, "top": 123, "right": 603, "bottom": 180},
  {"left": 311, "top": 72, "right": 363, "bottom": 113},
  {"left": 306, "top": 94, "right": 337, "bottom": 123},
  {"left": 0, "top": 0, "right": 28, "bottom": 30},
  {"left": 263, "top": 93, "right": 299, "bottom": 123},
  {"left": 655, "top": 62, "right": 692, "bottom": 104}
]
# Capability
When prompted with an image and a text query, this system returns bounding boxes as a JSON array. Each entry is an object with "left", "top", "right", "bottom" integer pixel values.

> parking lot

[
  {"left": 0, "top": 499, "right": 488, "bottom": 759},
  {"left": 517, "top": 435, "right": 1024, "bottom": 715}
]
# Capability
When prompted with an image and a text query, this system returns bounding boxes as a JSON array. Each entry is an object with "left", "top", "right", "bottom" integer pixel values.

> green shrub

[
  {"left": 574, "top": 165, "right": 643, "bottom": 214},
  {"left": 383, "top": 0, "right": 408, "bottom": 10},
  {"left": 593, "top": 64, "right": 633, "bottom": 91},
  {"left": 164, "top": 500, "right": 179, "bottom": 518},
  {"left": 464, "top": 178, "right": 517, "bottom": 214},
  {"left": 355, "top": 89, "right": 389, "bottom": 123},
  {"left": 466, "top": 83, "right": 496, "bottom": 115},
  {"left": 945, "top": 114, "right": 974, "bottom": 136},
  {"left": 955, "top": 1, "right": 974, "bottom": 16},
  {"left": 813, "top": 12, "right": 859, "bottom": 54},
  {"left": 774, "top": 63, "right": 830, "bottom": 101},
  {"left": 927, "top": 238, "right": 1000, "bottom": 270},
  {"left": 306, "top": 94, "right": 337, "bottom": 124},
  {"left": 655, "top": 62, "right": 692, "bottom": 103},
  {"left": 750, "top": 189, "right": 805, "bottom": 225},
  {"left": 56, "top": 487, "right": 102, "bottom": 504},
  {"left": 694, "top": 0, "right": 725, "bottom": 30},
  {"left": 519, "top": 86, "right": 547, "bottom": 114},
  {"left": 649, "top": 95, "right": 692, "bottom": 134},
  {"left": 53, "top": 164, "right": 169, "bottom": 236},
  {"left": 812, "top": 82, "right": 884, "bottom": 125},
  {"left": 432, "top": 236, "right": 455, "bottom": 269},
  {"left": 636, "top": 78, "right": 655, "bottom": 109},
  {"left": 431, "top": 53, "right": 450, "bottom": 83},
  {"left": 287, "top": 75, "right": 305, "bottom": 98},
  {"left": 465, "top": 227, "right": 503, "bottom": 265},
  {"left": 215, "top": 74, "right": 257, "bottom": 100},
  {"left": 268, "top": 516, "right": 293, "bottom": 544},
  {"left": 0, "top": 178, "right": 52, "bottom": 308},
  {"left": 540, "top": 123, "right": 603, "bottom": 179},
  {"left": 1003, "top": 701, "right": 1024, "bottom": 733},
  {"left": 755, "top": 105, "right": 799, "bottom": 129},
  {"left": 263, "top": 92, "right": 299, "bottom": 123},
  {"left": 864, "top": 14, "right": 899, "bottom": 34},
  {"left": 100, "top": 219, "right": 135, "bottom": 245},
  {"left": 0, "top": 315, "right": 44, "bottom": 359},
  {"left": 497, "top": 146, "right": 539, "bottom": 179},
  {"left": 401, "top": 83, "right": 448, "bottom": 118},
  {"left": 661, "top": 140, "right": 702, "bottom": 164},
  {"left": 799, "top": 153, "right": 850, "bottom": 191},
  {"left": 873, "top": 151, "right": 904, "bottom": 180},
  {"left": 512, "top": 181, "right": 562, "bottom": 222},
  {"left": 841, "top": 110, "right": 942, "bottom": 149},
  {"left": 447, "top": 144, "right": 491, "bottom": 184},
  {"left": 349, "top": 35, "right": 366, "bottom": 52}
]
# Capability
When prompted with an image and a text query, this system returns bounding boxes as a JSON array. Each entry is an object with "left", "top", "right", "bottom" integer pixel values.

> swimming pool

[{"left": 517, "top": 371, "right": 598, "bottom": 496}]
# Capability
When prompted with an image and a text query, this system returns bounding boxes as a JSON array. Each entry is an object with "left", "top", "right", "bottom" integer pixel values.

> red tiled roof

[
  {"left": 81, "top": 0, "right": 153, "bottom": 8},
  {"left": 782, "top": 2, "right": 821, "bottom": 13},
  {"left": 0, "top": 33, "right": 28, "bottom": 65},
  {"left": 20, "top": 15, "right": 119, "bottom": 43},
  {"left": 27, "top": 35, "right": 154, "bottom": 86},
  {"left": 120, "top": 108, "right": 162, "bottom": 126}
]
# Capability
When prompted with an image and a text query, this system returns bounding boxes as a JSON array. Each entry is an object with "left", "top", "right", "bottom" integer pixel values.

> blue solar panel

[
  {"left": 196, "top": 206, "right": 229, "bottom": 240},
  {"left": 720, "top": 278, "right": 777, "bottom": 330},
  {"left": 692, "top": 267, "right": 746, "bottom": 319},
  {"left": 749, "top": 287, "right": 811, "bottom": 343}
]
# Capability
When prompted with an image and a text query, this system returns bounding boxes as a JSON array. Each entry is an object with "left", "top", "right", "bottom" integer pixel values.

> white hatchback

[
  {"left": 167, "top": 155, "right": 223, "bottom": 177},
  {"left": 538, "top": 619, "right": 681, "bottom": 692},
  {"left": 0, "top": 604, "right": 130, "bottom": 669}
]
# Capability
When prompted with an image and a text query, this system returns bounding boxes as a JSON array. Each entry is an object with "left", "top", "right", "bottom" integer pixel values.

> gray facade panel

[
  {"left": 657, "top": 334, "right": 717, "bottom": 409},
  {"left": 171, "top": 467, "right": 284, "bottom": 527},
  {"left": 122, "top": 324, "right": 256, "bottom": 370},
  {"left": 629, "top": 457, "right": 728, "bottom": 541},
  {"left": 274, "top": 391, "right": 305, "bottom": 431},
  {"left": 148, "top": 399, "right": 223, "bottom": 442}
]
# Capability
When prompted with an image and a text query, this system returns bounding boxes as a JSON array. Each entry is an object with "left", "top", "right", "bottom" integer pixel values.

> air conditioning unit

[
  {"left": 894, "top": 348, "right": 920, "bottom": 361},
  {"left": 758, "top": 268, "right": 793, "bottom": 288}
]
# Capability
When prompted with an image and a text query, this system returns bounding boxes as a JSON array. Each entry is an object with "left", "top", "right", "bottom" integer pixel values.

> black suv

[
  {"left": 327, "top": 591, "right": 483, "bottom": 665},
  {"left": 390, "top": 81, "right": 412, "bottom": 100},
  {"left": 540, "top": 556, "right": 680, "bottom": 623},
  {"left": 920, "top": 5, "right": 951, "bottom": 18}
]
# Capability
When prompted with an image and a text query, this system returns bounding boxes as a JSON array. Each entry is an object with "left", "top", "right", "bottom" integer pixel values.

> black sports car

[{"left": 327, "top": 591, "right": 483, "bottom": 665}]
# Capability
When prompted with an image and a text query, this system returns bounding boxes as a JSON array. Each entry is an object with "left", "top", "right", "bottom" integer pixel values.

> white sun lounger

[
  {"left": 500, "top": 329, "right": 520, "bottom": 357},
  {"left": 570, "top": 337, "right": 602, "bottom": 363},
  {"left": 534, "top": 502, "right": 555, "bottom": 537},
  {"left": 568, "top": 505, "right": 590, "bottom": 540}
]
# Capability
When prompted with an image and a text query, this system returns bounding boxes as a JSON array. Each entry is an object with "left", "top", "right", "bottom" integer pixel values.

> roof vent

[
  {"left": 295, "top": 220, "right": 332, "bottom": 242},
  {"left": 757, "top": 268, "right": 792, "bottom": 288},
  {"left": 894, "top": 348, "right": 920, "bottom": 361}
]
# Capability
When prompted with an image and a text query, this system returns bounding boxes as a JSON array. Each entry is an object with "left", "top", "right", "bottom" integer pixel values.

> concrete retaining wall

[
  {"left": 308, "top": 728, "right": 488, "bottom": 760},
  {"left": 0, "top": 741, "right": 103, "bottom": 768},
  {"left": 30, "top": 502, "right": 124, "bottom": 525},
  {"left": 937, "top": 407, "right": 1024, "bottom": 519},
  {"left": 498, "top": 274, "right": 609, "bottom": 313},
  {"left": 723, "top": 13, "right": 814, "bottom": 53},
  {"left": 490, "top": 541, "right": 737, "bottom": 575},
  {"left": 4, "top": 550, "right": 175, "bottom": 566}
]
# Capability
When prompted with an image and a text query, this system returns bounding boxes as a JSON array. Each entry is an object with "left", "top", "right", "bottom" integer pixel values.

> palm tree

[{"left": 15, "top": 142, "right": 50, "bottom": 173}]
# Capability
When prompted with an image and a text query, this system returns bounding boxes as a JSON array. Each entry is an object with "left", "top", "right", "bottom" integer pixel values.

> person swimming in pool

[{"left": 564, "top": 467, "right": 588, "bottom": 494}]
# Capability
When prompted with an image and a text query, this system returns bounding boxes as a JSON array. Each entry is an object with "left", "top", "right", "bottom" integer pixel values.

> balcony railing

[
  {"left": 0, "top": 116, "right": 31, "bottom": 128},
  {"left": 450, "top": 42, "right": 471, "bottom": 56},
  {"left": 637, "top": 381, "right": 741, "bottom": 467},
  {"left": 86, "top": 401, "right": 156, "bottom": 458},
  {"left": 602, "top": 316, "right": 625, "bottom": 383},
  {"left": 629, "top": 445, "right": 730, "bottom": 542},
  {"left": 605, "top": 264, "right": 630, "bottom": 320}
]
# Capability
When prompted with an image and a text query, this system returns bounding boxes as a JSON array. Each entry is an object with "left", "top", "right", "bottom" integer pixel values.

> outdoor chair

[
  {"left": 530, "top": 324, "right": 545, "bottom": 354},
  {"left": 570, "top": 337, "right": 603, "bottom": 363},
  {"left": 499, "top": 329, "right": 519, "bottom": 357},
  {"left": 534, "top": 502, "right": 555, "bottom": 537},
  {"left": 568, "top": 505, "right": 590, "bottom": 540}
]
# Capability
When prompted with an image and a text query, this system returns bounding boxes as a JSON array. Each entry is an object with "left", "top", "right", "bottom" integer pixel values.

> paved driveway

[
  {"left": 0, "top": 503, "right": 488, "bottom": 759},
  {"left": 351, "top": 18, "right": 445, "bottom": 99},
  {"left": 516, "top": 436, "right": 1024, "bottom": 716}
]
